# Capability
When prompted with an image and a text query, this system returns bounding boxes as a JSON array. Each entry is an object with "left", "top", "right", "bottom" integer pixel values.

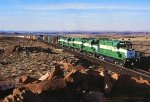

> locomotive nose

[{"left": 127, "top": 50, "right": 135, "bottom": 58}]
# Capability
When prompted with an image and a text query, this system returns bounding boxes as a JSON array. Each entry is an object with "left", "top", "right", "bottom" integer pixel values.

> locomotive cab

[
  {"left": 117, "top": 41, "right": 139, "bottom": 68},
  {"left": 117, "top": 41, "right": 132, "bottom": 50},
  {"left": 118, "top": 41, "right": 135, "bottom": 58}
]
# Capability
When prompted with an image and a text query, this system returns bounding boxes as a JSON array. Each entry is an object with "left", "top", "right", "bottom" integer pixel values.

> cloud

[
  {"left": 17, "top": 3, "right": 150, "bottom": 11},
  {"left": 18, "top": 3, "right": 117, "bottom": 10}
]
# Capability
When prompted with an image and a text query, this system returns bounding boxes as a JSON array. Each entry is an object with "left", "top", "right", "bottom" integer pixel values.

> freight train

[{"left": 22, "top": 35, "right": 140, "bottom": 68}]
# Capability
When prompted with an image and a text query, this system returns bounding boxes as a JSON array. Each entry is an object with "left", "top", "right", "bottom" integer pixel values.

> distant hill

[{"left": 0, "top": 31, "right": 150, "bottom": 35}]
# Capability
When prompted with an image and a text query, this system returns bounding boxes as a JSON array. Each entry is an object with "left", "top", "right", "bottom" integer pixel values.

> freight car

[
  {"left": 37, "top": 35, "right": 44, "bottom": 42},
  {"left": 24, "top": 35, "right": 139, "bottom": 68}
]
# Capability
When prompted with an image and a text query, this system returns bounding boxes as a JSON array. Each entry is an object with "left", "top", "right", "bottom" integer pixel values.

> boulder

[
  {"left": 61, "top": 62, "right": 73, "bottom": 71},
  {"left": 47, "top": 65, "right": 64, "bottom": 80},
  {"left": 74, "top": 65, "right": 87, "bottom": 72},
  {"left": 39, "top": 73, "right": 50, "bottom": 81},
  {"left": 64, "top": 70, "right": 78, "bottom": 83},
  {"left": 26, "top": 78, "right": 67, "bottom": 94},
  {"left": 19, "top": 75, "right": 39, "bottom": 84},
  {"left": 99, "top": 70, "right": 108, "bottom": 77},
  {"left": 13, "top": 87, "right": 44, "bottom": 102},
  {"left": 111, "top": 73, "right": 120, "bottom": 83},
  {"left": 131, "top": 77, "right": 150, "bottom": 85},
  {"left": 3, "top": 95, "right": 14, "bottom": 102},
  {"left": 103, "top": 76, "right": 114, "bottom": 94},
  {"left": 111, "top": 73, "right": 120, "bottom": 81},
  {"left": 65, "top": 70, "right": 104, "bottom": 92},
  {"left": 109, "top": 74, "right": 150, "bottom": 101}
]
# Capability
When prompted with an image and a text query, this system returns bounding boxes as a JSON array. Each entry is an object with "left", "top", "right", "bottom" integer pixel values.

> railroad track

[
  {"left": 10, "top": 37, "right": 150, "bottom": 83},
  {"left": 136, "top": 69, "right": 150, "bottom": 76},
  {"left": 52, "top": 44, "right": 150, "bottom": 83},
  {"left": 38, "top": 41, "right": 150, "bottom": 83}
]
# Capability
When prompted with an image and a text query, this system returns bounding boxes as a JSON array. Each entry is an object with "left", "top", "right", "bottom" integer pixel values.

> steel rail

[
  {"left": 37, "top": 40, "right": 150, "bottom": 83},
  {"left": 136, "top": 69, "right": 150, "bottom": 76},
  {"left": 52, "top": 44, "right": 150, "bottom": 82}
]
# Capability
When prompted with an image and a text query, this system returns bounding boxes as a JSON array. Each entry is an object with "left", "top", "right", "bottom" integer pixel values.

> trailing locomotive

[{"left": 24, "top": 35, "right": 140, "bottom": 68}]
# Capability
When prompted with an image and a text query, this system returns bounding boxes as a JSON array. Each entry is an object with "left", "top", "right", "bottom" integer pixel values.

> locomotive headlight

[
  {"left": 136, "top": 59, "right": 138, "bottom": 61},
  {"left": 127, "top": 60, "right": 129, "bottom": 61}
]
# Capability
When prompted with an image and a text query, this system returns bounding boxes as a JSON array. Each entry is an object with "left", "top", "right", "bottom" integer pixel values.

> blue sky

[{"left": 0, "top": 0, "right": 150, "bottom": 31}]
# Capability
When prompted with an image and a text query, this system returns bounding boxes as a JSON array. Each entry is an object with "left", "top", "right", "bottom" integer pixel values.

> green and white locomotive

[
  {"left": 47, "top": 36, "right": 139, "bottom": 68},
  {"left": 97, "top": 39, "right": 139, "bottom": 67}
]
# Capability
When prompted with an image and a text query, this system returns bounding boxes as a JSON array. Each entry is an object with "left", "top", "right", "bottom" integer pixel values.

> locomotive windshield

[
  {"left": 91, "top": 40, "right": 99, "bottom": 45},
  {"left": 118, "top": 42, "right": 132, "bottom": 49}
]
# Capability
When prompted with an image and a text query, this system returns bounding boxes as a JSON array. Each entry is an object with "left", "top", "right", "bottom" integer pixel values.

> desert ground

[{"left": 0, "top": 36, "right": 150, "bottom": 102}]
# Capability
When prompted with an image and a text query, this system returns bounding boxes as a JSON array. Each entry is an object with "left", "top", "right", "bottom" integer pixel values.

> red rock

[
  {"left": 65, "top": 70, "right": 104, "bottom": 92},
  {"left": 3, "top": 95, "right": 14, "bottom": 102},
  {"left": 19, "top": 75, "right": 39, "bottom": 84},
  {"left": 131, "top": 77, "right": 150, "bottom": 85},
  {"left": 26, "top": 78, "right": 67, "bottom": 94},
  {"left": 109, "top": 74, "right": 132, "bottom": 96},
  {"left": 97, "top": 68, "right": 105, "bottom": 73},
  {"left": 86, "top": 73, "right": 104, "bottom": 92},
  {"left": 64, "top": 70, "right": 78, "bottom": 83},
  {"left": 111, "top": 73, "right": 120, "bottom": 81},
  {"left": 13, "top": 88, "right": 24, "bottom": 101},
  {"left": 61, "top": 62, "right": 87, "bottom": 72},
  {"left": 110, "top": 74, "right": 150, "bottom": 99},
  {"left": 65, "top": 70, "right": 91, "bottom": 92},
  {"left": 61, "top": 62, "right": 73, "bottom": 71},
  {"left": 47, "top": 65, "right": 64, "bottom": 80},
  {"left": 99, "top": 70, "right": 108, "bottom": 77},
  {"left": 131, "top": 77, "right": 150, "bottom": 94},
  {"left": 86, "top": 69, "right": 100, "bottom": 75},
  {"left": 13, "top": 87, "right": 44, "bottom": 102},
  {"left": 74, "top": 65, "right": 87, "bottom": 72},
  {"left": 39, "top": 73, "right": 50, "bottom": 81},
  {"left": 103, "top": 76, "right": 113, "bottom": 94}
]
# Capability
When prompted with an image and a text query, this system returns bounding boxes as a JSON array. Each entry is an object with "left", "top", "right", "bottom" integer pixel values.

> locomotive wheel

[
  {"left": 99, "top": 56, "right": 104, "bottom": 61},
  {"left": 113, "top": 61, "right": 117, "bottom": 65},
  {"left": 93, "top": 53, "right": 96, "bottom": 57},
  {"left": 79, "top": 48, "right": 82, "bottom": 52},
  {"left": 118, "top": 60, "right": 123, "bottom": 66}
]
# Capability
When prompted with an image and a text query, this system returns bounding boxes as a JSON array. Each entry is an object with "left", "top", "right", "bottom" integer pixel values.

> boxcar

[
  {"left": 37, "top": 35, "right": 43, "bottom": 41},
  {"left": 33, "top": 35, "right": 37, "bottom": 40},
  {"left": 48, "top": 36, "right": 53, "bottom": 44},
  {"left": 43, "top": 35, "right": 48, "bottom": 42}
]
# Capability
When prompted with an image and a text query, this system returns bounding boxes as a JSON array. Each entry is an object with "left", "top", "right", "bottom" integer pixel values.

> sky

[{"left": 0, "top": 0, "right": 150, "bottom": 31}]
